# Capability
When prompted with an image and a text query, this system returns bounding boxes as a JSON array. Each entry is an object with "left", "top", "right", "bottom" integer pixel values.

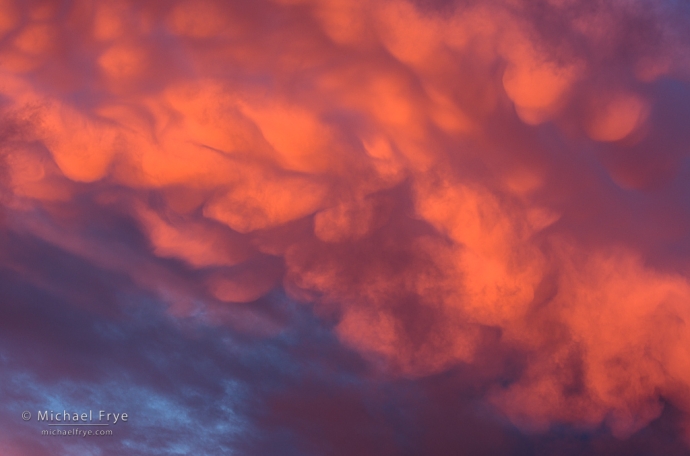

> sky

[{"left": 1, "top": 0, "right": 690, "bottom": 454}]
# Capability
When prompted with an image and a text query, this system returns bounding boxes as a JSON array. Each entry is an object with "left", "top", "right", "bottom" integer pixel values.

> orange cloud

[{"left": 2, "top": 0, "right": 690, "bottom": 446}]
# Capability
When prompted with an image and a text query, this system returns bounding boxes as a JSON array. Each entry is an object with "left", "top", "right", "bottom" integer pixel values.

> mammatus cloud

[{"left": 2, "top": 0, "right": 690, "bottom": 452}]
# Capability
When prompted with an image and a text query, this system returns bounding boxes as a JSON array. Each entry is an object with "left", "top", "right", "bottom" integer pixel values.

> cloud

[{"left": 2, "top": 0, "right": 690, "bottom": 453}]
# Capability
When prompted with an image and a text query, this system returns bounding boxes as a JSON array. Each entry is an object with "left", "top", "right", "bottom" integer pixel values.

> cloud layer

[{"left": 2, "top": 0, "right": 690, "bottom": 454}]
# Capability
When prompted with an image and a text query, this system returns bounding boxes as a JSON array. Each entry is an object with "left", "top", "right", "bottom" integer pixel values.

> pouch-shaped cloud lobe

[{"left": 2, "top": 0, "right": 690, "bottom": 454}]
